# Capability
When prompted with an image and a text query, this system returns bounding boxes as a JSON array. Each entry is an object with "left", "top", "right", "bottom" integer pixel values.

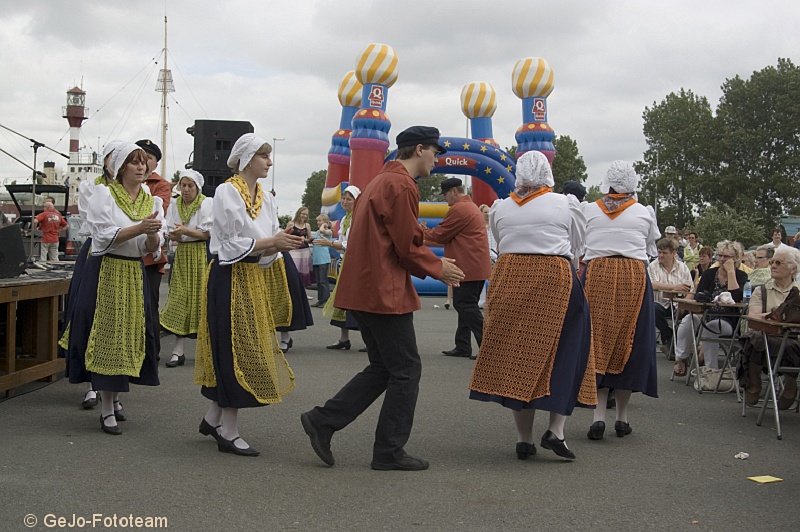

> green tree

[
  {"left": 715, "top": 58, "right": 800, "bottom": 235},
  {"left": 551, "top": 135, "right": 587, "bottom": 190},
  {"left": 691, "top": 204, "right": 763, "bottom": 249},
  {"left": 416, "top": 173, "right": 447, "bottom": 202},
  {"left": 277, "top": 214, "right": 291, "bottom": 228},
  {"left": 636, "top": 88, "right": 719, "bottom": 229},
  {"left": 585, "top": 184, "right": 603, "bottom": 203},
  {"left": 300, "top": 169, "right": 327, "bottom": 229}
]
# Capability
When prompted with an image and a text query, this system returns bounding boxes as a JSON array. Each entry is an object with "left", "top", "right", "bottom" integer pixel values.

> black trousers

[
  {"left": 452, "top": 280, "right": 485, "bottom": 353},
  {"left": 308, "top": 311, "right": 421, "bottom": 461},
  {"left": 654, "top": 303, "right": 673, "bottom": 346},
  {"left": 144, "top": 264, "right": 163, "bottom": 356}
]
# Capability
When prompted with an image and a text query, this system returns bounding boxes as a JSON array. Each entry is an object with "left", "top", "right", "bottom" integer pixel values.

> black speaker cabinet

[{"left": 187, "top": 120, "right": 254, "bottom": 196}]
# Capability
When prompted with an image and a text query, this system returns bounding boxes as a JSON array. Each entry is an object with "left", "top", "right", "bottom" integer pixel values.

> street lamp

[{"left": 272, "top": 137, "right": 286, "bottom": 192}]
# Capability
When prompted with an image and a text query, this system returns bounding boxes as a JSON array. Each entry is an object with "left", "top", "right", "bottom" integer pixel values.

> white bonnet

[
  {"left": 601, "top": 160, "right": 639, "bottom": 194},
  {"left": 343, "top": 185, "right": 361, "bottom": 199},
  {"left": 178, "top": 169, "right": 204, "bottom": 190},
  {"left": 101, "top": 140, "right": 125, "bottom": 161},
  {"left": 227, "top": 133, "right": 268, "bottom": 171},
  {"left": 110, "top": 142, "right": 142, "bottom": 178},
  {"left": 515, "top": 150, "right": 554, "bottom": 189}
]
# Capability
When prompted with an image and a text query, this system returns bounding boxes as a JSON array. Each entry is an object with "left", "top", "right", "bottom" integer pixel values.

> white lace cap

[
  {"left": 178, "top": 169, "right": 204, "bottom": 190},
  {"left": 343, "top": 185, "right": 361, "bottom": 199},
  {"left": 227, "top": 133, "right": 268, "bottom": 171},
  {"left": 601, "top": 160, "right": 639, "bottom": 193},
  {"left": 101, "top": 140, "right": 125, "bottom": 161},
  {"left": 515, "top": 150, "right": 554, "bottom": 189},
  {"left": 110, "top": 142, "right": 142, "bottom": 178}
]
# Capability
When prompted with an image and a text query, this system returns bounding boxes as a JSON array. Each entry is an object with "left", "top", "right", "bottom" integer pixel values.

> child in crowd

[{"left": 311, "top": 213, "right": 333, "bottom": 307}]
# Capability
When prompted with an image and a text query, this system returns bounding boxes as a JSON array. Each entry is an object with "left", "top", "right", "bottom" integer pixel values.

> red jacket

[
  {"left": 143, "top": 172, "right": 171, "bottom": 268},
  {"left": 422, "top": 195, "right": 491, "bottom": 282},
  {"left": 335, "top": 161, "right": 443, "bottom": 315}
]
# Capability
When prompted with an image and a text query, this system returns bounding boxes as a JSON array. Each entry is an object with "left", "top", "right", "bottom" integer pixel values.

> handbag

[
  {"left": 767, "top": 286, "right": 800, "bottom": 323},
  {"left": 691, "top": 366, "right": 736, "bottom": 393}
]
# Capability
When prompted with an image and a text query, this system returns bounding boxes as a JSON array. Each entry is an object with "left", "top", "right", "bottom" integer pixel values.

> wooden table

[
  {"left": 0, "top": 275, "right": 71, "bottom": 397},
  {"left": 746, "top": 316, "right": 800, "bottom": 439}
]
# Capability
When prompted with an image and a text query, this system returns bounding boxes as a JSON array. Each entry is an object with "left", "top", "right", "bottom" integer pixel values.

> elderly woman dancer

[
  {"left": 159, "top": 170, "right": 212, "bottom": 367},
  {"left": 194, "top": 133, "right": 303, "bottom": 457},
  {"left": 582, "top": 161, "right": 660, "bottom": 441},
  {"left": 64, "top": 143, "right": 165, "bottom": 435},
  {"left": 469, "top": 151, "right": 596, "bottom": 461}
]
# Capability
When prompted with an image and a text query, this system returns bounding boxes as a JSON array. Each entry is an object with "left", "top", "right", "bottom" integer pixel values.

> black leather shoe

[
  {"left": 469, "top": 354, "right": 478, "bottom": 360},
  {"left": 587, "top": 421, "right": 605, "bottom": 440},
  {"left": 516, "top": 441, "right": 536, "bottom": 460},
  {"left": 100, "top": 414, "right": 121, "bottom": 435},
  {"left": 371, "top": 453, "right": 429, "bottom": 471},
  {"left": 442, "top": 348, "right": 471, "bottom": 357},
  {"left": 358, "top": 347, "right": 368, "bottom": 352},
  {"left": 614, "top": 421, "right": 632, "bottom": 437},
  {"left": 301, "top": 412, "right": 335, "bottom": 466},
  {"left": 82, "top": 390, "right": 98, "bottom": 410},
  {"left": 326, "top": 340, "right": 351, "bottom": 350},
  {"left": 217, "top": 436, "right": 260, "bottom": 457},
  {"left": 540, "top": 430, "right": 576, "bottom": 460},
  {"left": 199, "top": 418, "right": 221, "bottom": 442},
  {"left": 165, "top": 354, "right": 186, "bottom": 368},
  {"left": 113, "top": 401, "right": 126, "bottom": 422}
]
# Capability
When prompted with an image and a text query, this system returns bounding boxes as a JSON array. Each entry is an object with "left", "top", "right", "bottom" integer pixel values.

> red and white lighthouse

[{"left": 62, "top": 87, "right": 87, "bottom": 163}]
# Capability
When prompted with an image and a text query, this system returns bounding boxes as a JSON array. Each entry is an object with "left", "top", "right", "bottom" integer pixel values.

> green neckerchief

[
  {"left": 177, "top": 193, "right": 206, "bottom": 225},
  {"left": 340, "top": 212, "right": 352, "bottom": 239},
  {"left": 95, "top": 175, "right": 106, "bottom": 185},
  {"left": 107, "top": 180, "right": 155, "bottom": 221}
]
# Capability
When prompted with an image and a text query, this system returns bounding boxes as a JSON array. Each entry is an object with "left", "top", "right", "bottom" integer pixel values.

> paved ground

[{"left": 2, "top": 289, "right": 799, "bottom": 531}]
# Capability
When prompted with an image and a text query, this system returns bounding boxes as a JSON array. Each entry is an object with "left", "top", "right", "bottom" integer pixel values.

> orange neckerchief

[
  {"left": 596, "top": 193, "right": 637, "bottom": 219},
  {"left": 511, "top": 186, "right": 553, "bottom": 206}
]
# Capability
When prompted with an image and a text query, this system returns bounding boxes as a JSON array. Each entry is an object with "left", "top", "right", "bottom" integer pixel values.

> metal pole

[
  {"left": 271, "top": 137, "right": 285, "bottom": 192},
  {"left": 160, "top": 15, "right": 168, "bottom": 181}
]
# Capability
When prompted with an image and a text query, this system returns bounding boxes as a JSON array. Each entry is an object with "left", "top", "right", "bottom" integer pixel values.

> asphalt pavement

[{"left": 1, "top": 287, "right": 798, "bottom": 531}]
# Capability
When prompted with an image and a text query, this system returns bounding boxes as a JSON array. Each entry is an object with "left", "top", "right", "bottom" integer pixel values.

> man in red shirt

[
  {"left": 423, "top": 178, "right": 491, "bottom": 359},
  {"left": 34, "top": 200, "right": 66, "bottom": 262},
  {"left": 136, "top": 139, "right": 171, "bottom": 358},
  {"left": 301, "top": 126, "right": 464, "bottom": 471}
]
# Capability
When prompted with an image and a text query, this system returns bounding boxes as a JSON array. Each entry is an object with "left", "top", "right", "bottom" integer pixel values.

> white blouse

[
  {"left": 86, "top": 185, "right": 165, "bottom": 258},
  {"left": 582, "top": 201, "right": 660, "bottom": 262},
  {"left": 164, "top": 197, "right": 213, "bottom": 242},
  {"left": 490, "top": 192, "right": 585, "bottom": 264},
  {"left": 78, "top": 178, "right": 151, "bottom": 237},
  {"left": 208, "top": 180, "right": 280, "bottom": 266}
]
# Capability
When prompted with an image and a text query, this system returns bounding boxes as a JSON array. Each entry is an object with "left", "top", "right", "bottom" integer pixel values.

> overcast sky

[{"left": 0, "top": 0, "right": 797, "bottom": 215}]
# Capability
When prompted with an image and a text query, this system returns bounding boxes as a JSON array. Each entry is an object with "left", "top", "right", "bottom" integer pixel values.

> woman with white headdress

[
  {"left": 469, "top": 150, "right": 596, "bottom": 462},
  {"left": 63, "top": 143, "right": 165, "bottom": 435},
  {"left": 194, "top": 133, "right": 303, "bottom": 457},
  {"left": 60, "top": 140, "right": 126, "bottom": 409},
  {"left": 159, "top": 169, "right": 212, "bottom": 368},
  {"left": 582, "top": 161, "right": 660, "bottom": 442}
]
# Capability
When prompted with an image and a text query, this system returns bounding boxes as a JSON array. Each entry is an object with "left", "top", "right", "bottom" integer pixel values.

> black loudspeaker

[
  {"left": 187, "top": 120, "right": 254, "bottom": 197},
  {"left": 0, "top": 223, "right": 27, "bottom": 278}
]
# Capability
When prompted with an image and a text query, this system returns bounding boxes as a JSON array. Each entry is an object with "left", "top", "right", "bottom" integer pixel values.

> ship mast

[{"left": 156, "top": 15, "right": 174, "bottom": 179}]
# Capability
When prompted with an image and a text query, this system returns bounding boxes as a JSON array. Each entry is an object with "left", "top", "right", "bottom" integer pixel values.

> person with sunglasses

[{"left": 748, "top": 244, "right": 775, "bottom": 287}]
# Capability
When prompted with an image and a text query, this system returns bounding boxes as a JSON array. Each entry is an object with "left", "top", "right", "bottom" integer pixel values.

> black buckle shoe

[
  {"left": 587, "top": 421, "right": 605, "bottom": 441},
  {"left": 100, "top": 414, "right": 121, "bottom": 435},
  {"left": 300, "top": 412, "right": 334, "bottom": 466},
  {"left": 326, "top": 340, "right": 351, "bottom": 350},
  {"left": 540, "top": 430, "right": 576, "bottom": 460},
  {"left": 217, "top": 436, "right": 260, "bottom": 457},
  {"left": 199, "top": 418, "right": 222, "bottom": 442},
  {"left": 165, "top": 354, "right": 186, "bottom": 368},
  {"left": 82, "top": 390, "right": 98, "bottom": 410},
  {"left": 113, "top": 401, "right": 126, "bottom": 422},
  {"left": 614, "top": 421, "right": 632, "bottom": 437},
  {"left": 516, "top": 442, "right": 536, "bottom": 460}
]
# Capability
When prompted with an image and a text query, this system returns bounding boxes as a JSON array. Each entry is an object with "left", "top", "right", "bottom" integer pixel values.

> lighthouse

[{"left": 60, "top": 86, "right": 100, "bottom": 201}]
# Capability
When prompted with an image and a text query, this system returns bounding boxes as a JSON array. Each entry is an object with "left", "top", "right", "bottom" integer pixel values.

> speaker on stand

[{"left": 186, "top": 120, "right": 254, "bottom": 196}]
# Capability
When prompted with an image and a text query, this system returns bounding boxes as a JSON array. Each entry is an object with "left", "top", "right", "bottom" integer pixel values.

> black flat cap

[
  {"left": 136, "top": 139, "right": 162, "bottom": 161},
  {"left": 396, "top": 125, "right": 447, "bottom": 154},
  {"left": 562, "top": 180, "right": 586, "bottom": 201},
  {"left": 440, "top": 177, "right": 463, "bottom": 194}
]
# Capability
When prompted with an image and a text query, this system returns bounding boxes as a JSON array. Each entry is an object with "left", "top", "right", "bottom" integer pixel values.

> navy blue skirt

[
  {"left": 201, "top": 259, "right": 265, "bottom": 408},
  {"left": 58, "top": 238, "right": 92, "bottom": 358},
  {"left": 469, "top": 266, "right": 593, "bottom": 416},
  {"left": 595, "top": 277, "right": 657, "bottom": 397},
  {"left": 65, "top": 253, "right": 160, "bottom": 392},
  {"left": 276, "top": 251, "right": 313, "bottom": 332}
]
